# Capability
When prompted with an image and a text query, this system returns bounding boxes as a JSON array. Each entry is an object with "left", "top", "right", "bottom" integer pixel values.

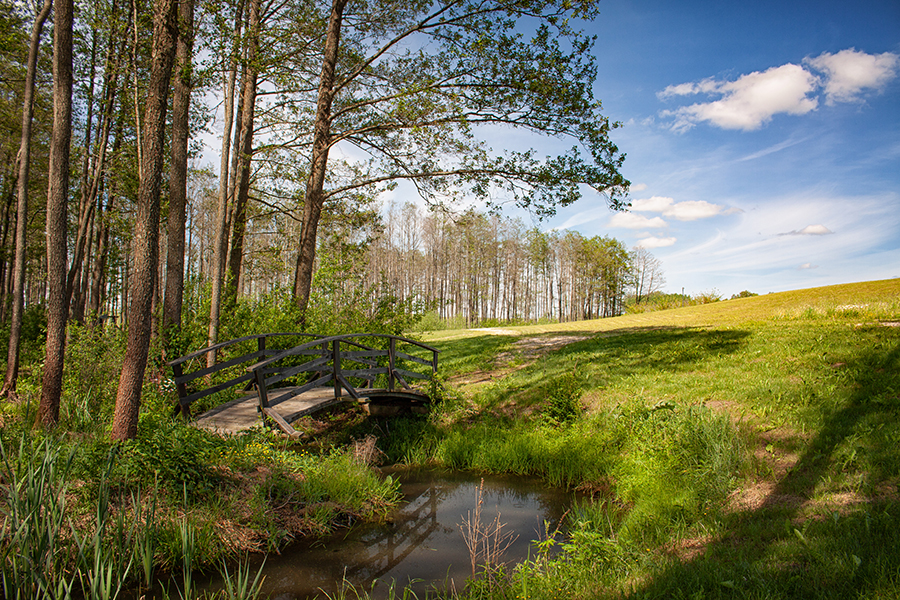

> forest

[{"left": 0, "top": 0, "right": 641, "bottom": 436}]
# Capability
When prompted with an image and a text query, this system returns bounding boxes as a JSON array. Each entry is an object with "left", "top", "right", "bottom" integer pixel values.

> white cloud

[
  {"left": 780, "top": 224, "right": 835, "bottom": 236},
  {"left": 657, "top": 77, "right": 721, "bottom": 99},
  {"left": 637, "top": 236, "right": 677, "bottom": 248},
  {"left": 805, "top": 49, "right": 900, "bottom": 104},
  {"left": 630, "top": 196, "right": 727, "bottom": 221},
  {"left": 799, "top": 263, "right": 819, "bottom": 270},
  {"left": 662, "top": 64, "right": 818, "bottom": 131},
  {"left": 631, "top": 196, "right": 676, "bottom": 212},
  {"left": 665, "top": 200, "right": 727, "bottom": 221},
  {"left": 630, "top": 183, "right": 648, "bottom": 192},
  {"left": 658, "top": 49, "right": 900, "bottom": 132},
  {"left": 609, "top": 212, "right": 667, "bottom": 229},
  {"left": 799, "top": 224, "right": 834, "bottom": 235}
]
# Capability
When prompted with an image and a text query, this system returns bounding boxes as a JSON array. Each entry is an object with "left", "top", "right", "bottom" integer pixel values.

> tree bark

[
  {"left": 162, "top": 0, "right": 195, "bottom": 341},
  {"left": 3, "top": 0, "right": 53, "bottom": 396},
  {"left": 111, "top": 0, "right": 179, "bottom": 441},
  {"left": 292, "top": 0, "right": 347, "bottom": 316},
  {"left": 40, "top": 0, "right": 74, "bottom": 426}
]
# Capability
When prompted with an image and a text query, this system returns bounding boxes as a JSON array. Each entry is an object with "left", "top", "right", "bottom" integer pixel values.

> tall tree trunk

[
  {"left": 66, "top": 0, "right": 126, "bottom": 317},
  {"left": 89, "top": 110, "right": 126, "bottom": 321},
  {"left": 3, "top": 0, "right": 52, "bottom": 396},
  {"left": 223, "top": 5, "right": 259, "bottom": 307},
  {"left": 0, "top": 183, "right": 15, "bottom": 324},
  {"left": 207, "top": 0, "right": 245, "bottom": 367},
  {"left": 292, "top": 0, "right": 347, "bottom": 315},
  {"left": 40, "top": 0, "right": 74, "bottom": 426},
  {"left": 162, "top": 0, "right": 195, "bottom": 344},
  {"left": 111, "top": 0, "right": 179, "bottom": 441}
]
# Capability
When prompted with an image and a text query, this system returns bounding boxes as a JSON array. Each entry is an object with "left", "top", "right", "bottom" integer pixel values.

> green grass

[{"left": 382, "top": 278, "right": 900, "bottom": 599}]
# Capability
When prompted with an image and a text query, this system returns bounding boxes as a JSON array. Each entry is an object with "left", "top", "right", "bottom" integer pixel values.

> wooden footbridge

[{"left": 168, "top": 333, "right": 439, "bottom": 437}]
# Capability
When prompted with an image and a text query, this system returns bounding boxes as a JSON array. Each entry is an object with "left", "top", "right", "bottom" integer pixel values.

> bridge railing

[
  {"left": 167, "top": 332, "right": 324, "bottom": 416},
  {"left": 247, "top": 334, "right": 440, "bottom": 411}
]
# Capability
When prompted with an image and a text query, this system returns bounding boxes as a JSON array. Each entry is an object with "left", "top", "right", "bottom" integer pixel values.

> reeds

[
  {"left": 457, "top": 478, "right": 517, "bottom": 590},
  {"left": 0, "top": 435, "right": 268, "bottom": 600}
]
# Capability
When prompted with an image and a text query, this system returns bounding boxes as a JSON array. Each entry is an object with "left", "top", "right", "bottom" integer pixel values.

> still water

[{"left": 229, "top": 468, "right": 575, "bottom": 599}]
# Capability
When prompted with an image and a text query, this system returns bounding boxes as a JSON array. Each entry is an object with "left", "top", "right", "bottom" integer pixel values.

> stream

[{"left": 203, "top": 467, "right": 576, "bottom": 599}]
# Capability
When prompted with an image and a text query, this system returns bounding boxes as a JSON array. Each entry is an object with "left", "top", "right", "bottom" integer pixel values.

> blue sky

[{"left": 542, "top": 0, "right": 900, "bottom": 297}]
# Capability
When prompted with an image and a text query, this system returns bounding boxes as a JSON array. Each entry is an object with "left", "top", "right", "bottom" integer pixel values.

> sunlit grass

[{"left": 384, "top": 279, "right": 900, "bottom": 599}]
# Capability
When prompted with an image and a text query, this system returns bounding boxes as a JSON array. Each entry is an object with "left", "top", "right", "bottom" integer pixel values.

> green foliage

[
  {"left": 610, "top": 403, "right": 742, "bottom": 545},
  {"left": 73, "top": 414, "right": 221, "bottom": 500},
  {"left": 543, "top": 370, "right": 583, "bottom": 424},
  {"left": 0, "top": 435, "right": 76, "bottom": 599},
  {"left": 730, "top": 290, "right": 758, "bottom": 299},
  {"left": 60, "top": 321, "right": 128, "bottom": 430}
]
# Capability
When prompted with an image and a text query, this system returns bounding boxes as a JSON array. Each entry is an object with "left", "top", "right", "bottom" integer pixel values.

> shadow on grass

[
  {"left": 437, "top": 325, "right": 751, "bottom": 381},
  {"left": 627, "top": 337, "right": 900, "bottom": 599}
]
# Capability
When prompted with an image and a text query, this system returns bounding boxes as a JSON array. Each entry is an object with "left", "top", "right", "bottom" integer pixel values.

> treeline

[{"left": 368, "top": 204, "right": 636, "bottom": 325}]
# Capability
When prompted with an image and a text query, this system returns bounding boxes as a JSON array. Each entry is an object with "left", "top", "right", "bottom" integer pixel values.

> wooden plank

[
  {"left": 281, "top": 396, "right": 348, "bottom": 423},
  {"left": 174, "top": 349, "right": 268, "bottom": 385},
  {"left": 341, "top": 350, "right": 386, "bottom": 360},
  {"left": 336, "top": 374, "right": 360, "bottom": 400},
  {"left": 394, "top": 351, "right": 432, "bottom": 367},
  {"left": 341, "top": 367, "right": 388, "bottom": 379},
  {"left": 267, "top": 374, "right": 333, "bottom": 406},
  {"left": 168, "top": 334, "right": 263, "bottom": 367},
  {"left": 194, "top": 386, "right": 343, "bottom": 435},
  {"left": 395, "top": 368, "right": 428, "bottom": 380},
  {"left": 261, "top": 407, "right": 301, "bottom": 439},
  {"left": 266, "top": 360, "right": 332, "bottom": 386},
  {"left": 181, "top": 372, "right": 255, "bottom": 405}
]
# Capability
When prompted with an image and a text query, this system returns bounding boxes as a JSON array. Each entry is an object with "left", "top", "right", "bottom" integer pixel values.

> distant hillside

[{"left": 424, "top": 278, "right": 900, "bottom": 341}]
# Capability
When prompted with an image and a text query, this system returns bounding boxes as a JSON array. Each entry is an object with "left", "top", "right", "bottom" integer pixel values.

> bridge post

[
  {"left": 255, "top": 367, "right": 269, "bottom": 408},
  {"left": 388, "top": 337, "right": 396, "bottom": 392},
  {"left": 172, "top": 363, "right": 189, "bottom": 417},
  {"left": 332, "top": 339, "right": 342, "bottom": 398}
]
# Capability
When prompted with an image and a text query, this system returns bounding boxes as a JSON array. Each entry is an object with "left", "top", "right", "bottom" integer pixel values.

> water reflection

[{"left": 244, "top": 468, "right": 574, "bottom": 599}]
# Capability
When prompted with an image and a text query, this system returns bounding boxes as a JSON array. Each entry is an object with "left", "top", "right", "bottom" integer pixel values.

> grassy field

[
  {"left": 1, "top": 278, "right": 897, "bottom": 599},
  {"left": 372, "top": 278, "right": 900, "bottom": 599}
]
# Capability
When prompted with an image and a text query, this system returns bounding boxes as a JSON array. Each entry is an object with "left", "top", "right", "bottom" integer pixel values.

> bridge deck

[
  {"left": 194, "top": 387, "right": 348, "bottom": 436},
  {"left": 194, "top": 386, "right": 430, "bottom": 436}
]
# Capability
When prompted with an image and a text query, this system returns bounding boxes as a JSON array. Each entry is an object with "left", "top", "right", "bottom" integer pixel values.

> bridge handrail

[
  {"left": 247, "top": 333, "right": 439, "bottom": 373},
  {"left": 167, "top": 332, "right": 324, "bottom": 414},
  {"left": 167, "top": 332, "right": 322, "bottom": 368}
]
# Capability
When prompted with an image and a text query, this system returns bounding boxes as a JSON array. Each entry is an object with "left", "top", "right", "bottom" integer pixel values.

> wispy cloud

[
  {"left": 659, "top": 49, "right": 899, "bottom": 132},
  {"left": 737, "top": 136, "right": 811, "bottom": 161},
  {"left": 780, "top": 224, "right": 834, "bottom": 236}
]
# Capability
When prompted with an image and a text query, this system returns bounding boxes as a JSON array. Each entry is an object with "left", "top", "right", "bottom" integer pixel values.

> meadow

[
  {"left": 384, "top": 278, "right": 900, "bottom": 599},
  {"left": 1, "top": 278, "right": 898, "bottom": 599}
]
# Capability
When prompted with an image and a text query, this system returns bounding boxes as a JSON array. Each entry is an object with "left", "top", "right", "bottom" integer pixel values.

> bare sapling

[{"left": 457, "top": 478, "right": 518, "bottom": 586}]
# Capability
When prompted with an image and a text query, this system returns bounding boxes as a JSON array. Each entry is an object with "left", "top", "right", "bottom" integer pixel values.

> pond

[{"left": 208, "top": 467, "right": 576, "bottom": 599}]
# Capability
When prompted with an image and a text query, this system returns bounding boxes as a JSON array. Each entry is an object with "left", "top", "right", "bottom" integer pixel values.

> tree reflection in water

[{"left": 232, "top": 468, "right": 575, "bottom": 599}]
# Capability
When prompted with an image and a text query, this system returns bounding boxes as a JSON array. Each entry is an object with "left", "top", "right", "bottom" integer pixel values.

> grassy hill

[
  {"left": 392, "top": 279, "right": 900, "bottom": 599},
  {"left": 424, "top": 278, "right": 900, "bottom": 342}
]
